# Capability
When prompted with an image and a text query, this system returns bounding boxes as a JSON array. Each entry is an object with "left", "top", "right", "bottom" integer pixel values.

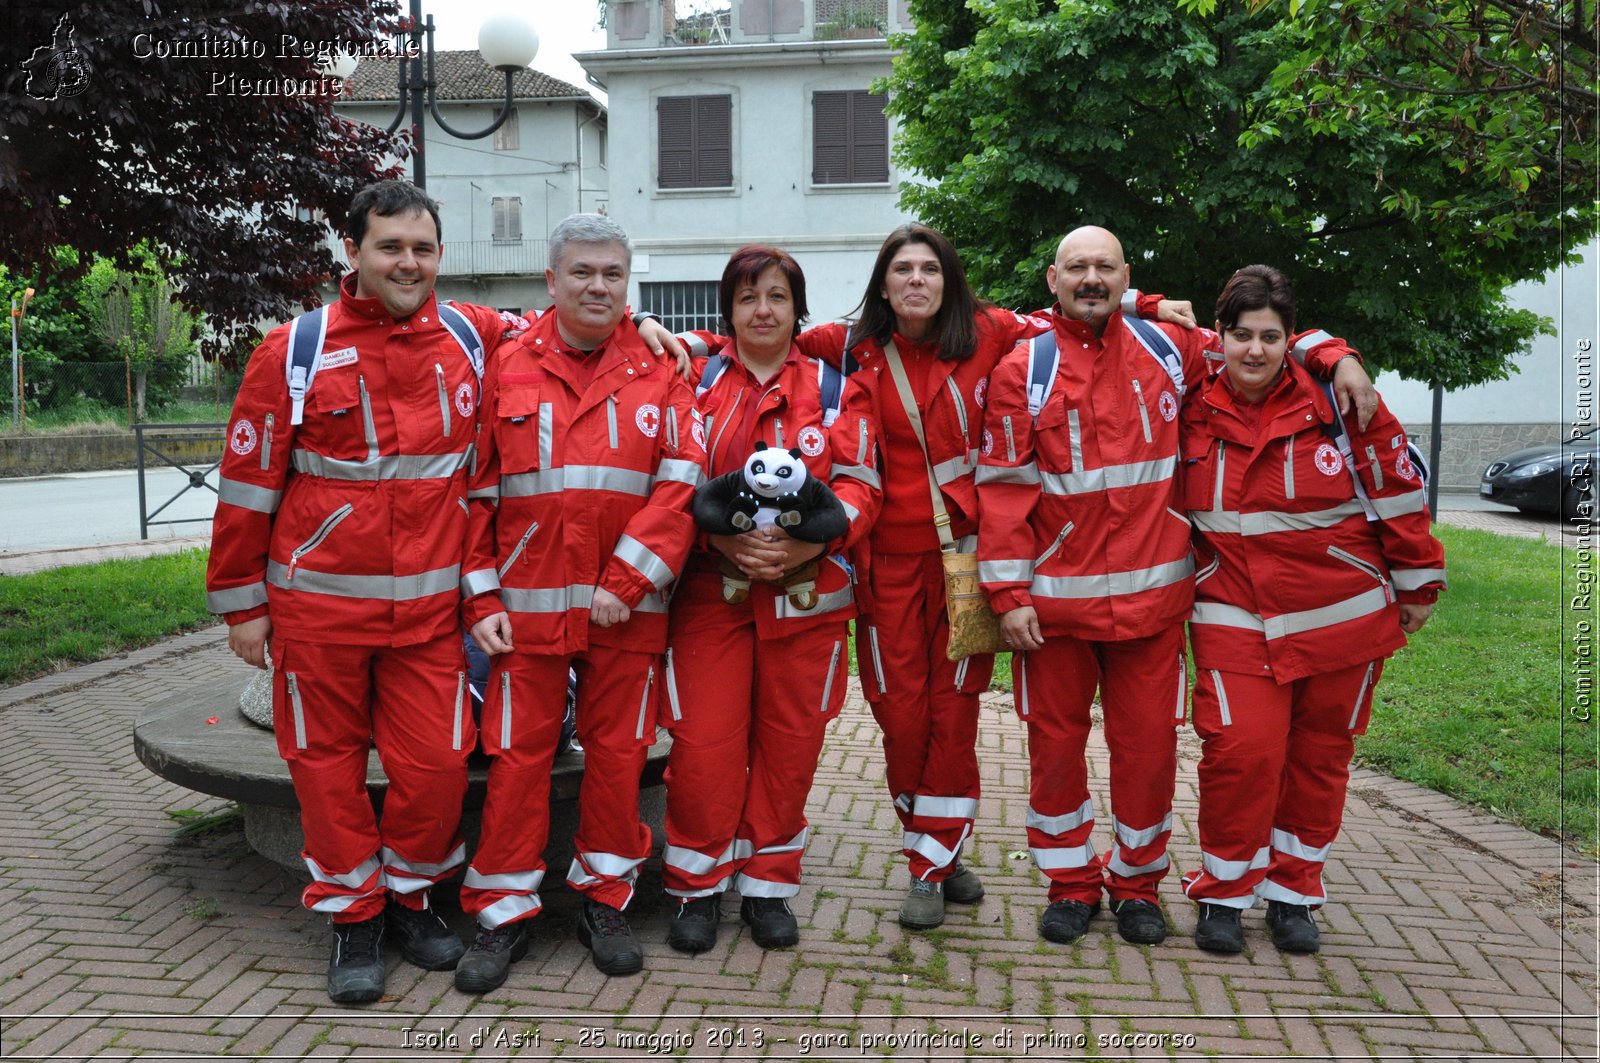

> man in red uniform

[
  {"left": 207, "top": 181, "right": 506, "bottom": 1002},
  {"left": 976, "top": 226, "right": 1375, "bottom": 948},
  {"left": 459, "top": 214, "right": 704, "bottom": 988}
]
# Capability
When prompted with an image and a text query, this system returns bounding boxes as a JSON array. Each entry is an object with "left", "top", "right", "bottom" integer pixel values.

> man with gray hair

[{"left": 456, "top": 214, "right": 706, "bottom": 988}]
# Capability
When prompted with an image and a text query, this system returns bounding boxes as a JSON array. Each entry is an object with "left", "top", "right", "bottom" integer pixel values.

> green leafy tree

[
  {"left": 887, "top": 0, "right": 1582, "bottom": 388},
  {"left": 83, "top": 253, "right": 198, "bottom": 420}
]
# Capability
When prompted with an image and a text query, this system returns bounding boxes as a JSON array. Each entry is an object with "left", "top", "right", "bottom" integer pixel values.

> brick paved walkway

[{"left": 0, "top": 623, "right": 1594, "bottom": 1060}]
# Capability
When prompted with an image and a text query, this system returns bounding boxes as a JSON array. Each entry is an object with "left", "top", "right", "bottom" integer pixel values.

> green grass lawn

[
  {"left": 0, "top": 548, "right": 213, "bottom": 685},
  {"left": 984, "top": 524, "right": 1592, "bottom": 854}
]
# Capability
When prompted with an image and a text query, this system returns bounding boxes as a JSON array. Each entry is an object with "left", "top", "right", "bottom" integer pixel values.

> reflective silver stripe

[
  {"left": 1026, "top": 799, "right": 1094, "bottom": 837},
  {"left": 498, "top": 465, "right": 654, "bottom": 498},
  {"left": 912, "top": 795, "right": 979, "bottom": 820},
  {"left": 1108, "top": 852, "right": 1170, "bottom": 878},
  {"left": 1290, "top": 329, "right": 1334, "bottom": 366},
  {"left": 306, "top": 853, "right": 382, "bottom": 889},
  {"left": 287, "top": 672, "right": 307, "bottom": 750},
  {"left": 500, "top": 671, "right": 512, "bottom": 748},
  {"left": 606, "top": 396, "right": 619, "bottom": 448},
  {"left": 979, "top": 558, "right": 1032, "bottom": 583},
  {"left": 1113, "top": 813, "right": 1173, "bottom": 850},
  {"left": 1190, "top": 500, "right": 1367, "bottom": 536},
  {"left": 499, "top": 584, "right": 666, "bottom": 615},
  {"left": 464, "top": 867, "right": 545, "bottom": 893},
  {"left": 1391, "top": 566, "right": 1446, "bottom": 590},
  {"left": 1371, "top": 489, "right": 1427, "bottom": 519},
  {"left": 1201, "top": 845, "right": 1270, "bottom": 881},
  {"left": 478, "top": 894, "right": 542, "bottom": 928},
  {"left": 615, "top": 535, "right": 674, "bottom": 590},
  {"left": 820, "top": 641, "right": 842, "bottom": 712},
  {"left": 975, "top": 462, "right": 1040, "bottom": 486},
  {"left": 682, "top": 334, "right": 709, "bottom": 358},
  {"left": 539, "top": 402, "right": 554, "bottom": 467},
  {"left": 1211, "top": 669, "right": 1232, "bottom": 726},
  {"left": 1190, "top": 601, "right": 1265, "bottom": 631},
  {"left": 1040, "top": 454, "right": 1176, "bottom": 497},
  {"left": 461, "top": 568, "right": 501, "bottom": 597},
  {"left": 665, "top": 648, "right": 683, "bottom": 721},
  {"left": 663, "top": 839, "right": 752, "bottom": 876},
  {"left": 458, "top": 497, "right": 469, "bottom": 516},
  {"left": 731, "top": 872, "right": 799, "bottom": 898},
  {"left": 1284, "top": 434, "right": 1296, "bottom": 500},
  {"left": 842, "top": 499, "right": 862, "bottom": 524},
  {"left": 219, "top": 477, "right": 281, "bottom": 513},
  {"left": 382, "top": 841, "right": 467, "bottom": 881},
  {"left": 867, "top": 626, "right": 887, "bottom": 693},
  {"left": 1257, "top": 878, "right": 1326, "bottom": 906},
  {"left": 832, "top": 462, "right": 882, "bottom": 489},
  {"left": 1032, "top": 556, "right": 1193, "bottom": 600},
  {"left": 931, "top": 453, "right": 974, "bottom": 487},
  {"left": 467, "top": 484, "right": 499, "bottom": 501},
  {"left": 1271, "top": 828, "right": 1331, "bottom": 863},
  {"left": 568, "top": 850, "right": 646, "bottom": 880},
  {"left": 953, "top": 656, "right": 968, "bottom": 691},
  {"left": 945, "top": 376, "right": 968, "bottom": 440},
  {"left": 636, "top": 664, "right": 653, "bottom": 740},
  {"left": 905, "top": 826, "right": 965, "bottom": 868},
  {"left": 312, "top": 894, "right": 363, "bottom": 914},
  {"left": 1263, "top": 586, "right": 1392, "bottom": 640},
  {"left": 1068, "top": 409, "right": 1083, "bottom": 469},
  {"left": 775, "top": 585, "right": 854, "bottom": 619},
  {"left": 755, "top": 828, "right": 809, "bottom": 855},
  {"left": 1031, "top": 843, "right": 1097, "bottom": 870},
  {"left": 452, "top": 672, "right": 465, "bottom": 750},
  {"left": 291, "top": 449, "right": 471, "bottom": 481},
  {"left": 657, "top": 457, "right": 704, "bottom": 488},
  {"left": 1349, "top": 661, "right": 1375, "bottom": 730},
  {"left": 1213, "top": 441, "right": 1227, "bottom": 510},
  {"left": 207, "top": 581, "right": 268, "bottom": 614},
  {"left": 265, "top": 562, "right": 460, "bottom": 600},
  {"left": 1194, "top": 554, "right": 1220, "bottom": 586}
]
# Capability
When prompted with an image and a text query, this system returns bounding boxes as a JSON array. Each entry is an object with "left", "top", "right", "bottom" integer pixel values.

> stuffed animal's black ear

[
  {"left": 789, "top": 448, "right": 803, "bottom": 460},
  {"left": 754, "top": 440, "right": 769, "bottom": 452}
]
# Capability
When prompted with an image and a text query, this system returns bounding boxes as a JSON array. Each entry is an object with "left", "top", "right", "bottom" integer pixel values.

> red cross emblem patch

[
  {"left": 635, "top": 404, "right": 661, "bottom": 438},
  {"left": 229, "top": 419, "right": 258, "bottom": 456}
]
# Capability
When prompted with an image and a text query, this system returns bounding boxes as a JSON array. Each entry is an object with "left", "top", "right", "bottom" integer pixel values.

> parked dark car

[{"left": 1480, "top": 426, "right": 1599, "bottom": 519}]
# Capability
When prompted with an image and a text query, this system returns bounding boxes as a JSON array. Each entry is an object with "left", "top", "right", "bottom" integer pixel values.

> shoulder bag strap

[{"left": 881, "top": 341, "right": 956, "bottom": 551}]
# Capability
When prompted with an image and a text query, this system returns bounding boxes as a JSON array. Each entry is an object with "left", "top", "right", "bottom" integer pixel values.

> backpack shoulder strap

[
  {"left": 438, "top": 302, "right": 486, "bottom": 382},
  {"left": 817, "top": 359, "right": 846, "bottom": 427},
  {"left": 696, "top": 353, "right": 733, "bottom": 399},
  {"left": 1317, "top": 378, "right": 1379, "bottom": 521},
  {"left": 1026, "top": 330, "right": 1060, "bottom": 419},
  {"left": 1123, "top": 315, "right": 1186, "bottom": 397},
  {"left": 285, "top": 305, "right": 330, "bottom": 427}
]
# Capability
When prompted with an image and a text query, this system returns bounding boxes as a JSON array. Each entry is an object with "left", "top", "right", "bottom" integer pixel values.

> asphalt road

[{"left": 0, "top": 467, "right": 218, "bottom": 554}]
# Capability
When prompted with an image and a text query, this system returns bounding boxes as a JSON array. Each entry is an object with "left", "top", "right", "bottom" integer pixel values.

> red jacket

[
  {"left": 205, "top": 277, "right": 505, "bottom": 646},
  {"left": 976, "top": 310, "right": 1358, "bottom": 642},
  {"left": 461, "top": 313, "right": 704, "bottom": 655},
  {"left": 1180, "top": 360, "right": 1445, "bottom": 681},
  {"left": 685, "top": 347, "right": 882, "bottom": 636}
]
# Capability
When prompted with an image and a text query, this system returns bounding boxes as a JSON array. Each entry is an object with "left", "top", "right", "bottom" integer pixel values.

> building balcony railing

[
  {"left": 608, "top": 0, "right": 903, "bottom": 50},
  {"left": 441, "top": 240, "right": 549, "bottom": 278}
]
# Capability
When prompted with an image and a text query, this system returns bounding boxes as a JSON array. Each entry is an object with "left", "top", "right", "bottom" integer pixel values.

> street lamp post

[
  {"left": 366, "top": 0, "right": 540, "bottom": 191},
  {"left": 10, "top": 287, "right": 35, "bottom": 430}
]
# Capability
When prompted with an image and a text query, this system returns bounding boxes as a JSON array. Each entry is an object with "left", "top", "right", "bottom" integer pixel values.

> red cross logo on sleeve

[
  {"left": 635, "top": 404, "right": 662, "bottom": 438},
  {"left": 229, "top": 418, "right": 258, "bottom": 456}
]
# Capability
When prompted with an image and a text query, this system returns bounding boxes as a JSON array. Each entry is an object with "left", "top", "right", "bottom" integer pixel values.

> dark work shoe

[
  {"left": 386, "top": 897, "right": 465, "bottom": 971},
  {"left": 1193, "top": 903, "right": 1244, "bottom": 954},
  {"left": 327, "top": 915, "right": 386, "bottom": 1004},
  {"left": 1266, "top": 901, "right": 1320, "bottom": 954},
  {"left": 577, "top": 900, "right": 644, "bottom": 975},
  {"left": 898, "top": 877, "right": 945, "bottom": 930},
  {"left": 454, "top": 920, "right": 530, "bottom": 993},
  {"left": 943, "top": 862, "right": 985, "bottom": 905},
  {"left": 740, "top": 896, "right": 800, "bottom": 949},
  {"left": 1111, "top": 898, "right": 1169, "bottom": 945},
  {"left": 1039, "top": 899, "right": 1100, "bottom": 944},
  {"left": 666, "top": 896, "right": 721, "bottom": 954}
]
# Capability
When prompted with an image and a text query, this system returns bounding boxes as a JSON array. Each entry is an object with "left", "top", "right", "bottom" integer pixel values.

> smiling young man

[
  {"left": 206, "top": 181, "right": 513, "bottom": 1003},
  {"left": 457, "top": 213, "right": 705, "bottom": 988}
]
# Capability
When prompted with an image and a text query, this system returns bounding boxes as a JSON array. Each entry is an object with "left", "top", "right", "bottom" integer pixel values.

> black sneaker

[
  {"left": 1266, "top": 901, "right": 1320, "bottom": 953},
  {"left": 1111, "top": 898, "right": 1168, "bottom": 945},
  {"left": 1038, "top": 899, "right": 1100, "bottom": 943},
  {"left": 666, "top": 895, "right": 721, "bottom": 954},
  {"left": 454, "top": 920, "right": 530, "bottom": 993},
  {"left": 739, "top": 896, "right": 799, "bottom": 949},
  {"left": 386, "top": 896, "right": 465, "bottom": 970},
  {"left": 327, "top": 914, "right": 385, "bottom": 1004},
  {"left": 1193, "top": 903, "right": 1244, "bottom": 954},
  {"left": 577, "top": 900, "right": 644, "bottom": 975}
]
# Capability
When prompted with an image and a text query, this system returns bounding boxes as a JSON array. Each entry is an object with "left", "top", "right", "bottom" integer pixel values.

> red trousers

[
  {"left": 859, "top": 550, "right": 992, "bottom": 882},
  {"left": 1181, "top": 660, "right": 1382, "bottom": 909},
  {"left": 661, "top": 578, "right": 849, "bottom": 899},
  {"left": 1015, "top": 623, "right": 1186, "bottom": 904},
  {"left": 460, "top": 645, "right": 658, "bottom": 924},
  {"left": 271, "top": 632, "right": 472, "bottom": 922}
]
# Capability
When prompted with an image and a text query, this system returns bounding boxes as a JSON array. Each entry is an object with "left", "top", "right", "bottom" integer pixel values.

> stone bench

[{"left": 133, "top": 684, "right": 670, "bottom": 881}]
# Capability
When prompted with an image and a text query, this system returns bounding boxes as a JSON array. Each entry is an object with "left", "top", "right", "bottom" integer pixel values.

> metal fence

[{"left": 6, "top": 359, "right": 237, "bottom": 433}]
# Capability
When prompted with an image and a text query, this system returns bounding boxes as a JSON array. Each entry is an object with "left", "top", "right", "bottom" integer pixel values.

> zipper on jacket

[
  {"left": 665, "top": 405, "right": 679, "bottom": 452},
  {"left": 707, "top": 385, "right": 746, "bottom": 469},
  {"left": 944, "top": 377, "right": 970, "bottom": 444},
  {"left": 287, "top": 503, "right": 353, "bottom": 582},
  {"left": 664, "top": 648, "right": 683, "bottom": 721},
  {"left": 1034, "top": 521, "right": 1075, "bottom": 567},
  {"left": 1348, "top": 661, "right": 1376, "bottom": 730},
  {"left": 1210, "top": 669, "right": 1232, "bottom": 726},
  {"left": 1284, "top": 435, "right": 1297, "bottom": 500},
  {"left": 606, "top": 396, "right": 619, "bottom": 449},
  {"left": 261, "top": 413, "right": 274, "bottom": 471},
  {"left": 500, "top": 671, "right": 512, "bottom": 748},
  {"left": 1132, "top": 378, "right": 1153, "bottom": 443},
  {"left": 458, "top": 497, "right": 469, "bottom": 516},
  {"left": 286, "top": 672, "right": 308, "bottom": 749},
  {"left": 636, "top": 665, "right": 654, "bottom": 740},
  {"left": 857, "top": 418, "right": 869, "bottom": 464},
  {"left": 1213, "top": 441, "right": 1227, "bottom": 511},
  {"left": 773, "top": 418, "right": 786, "bottom": 450},
  {"left": 1068, "top": 409, "right": 1084, "bottom": 469},
  {"left": 358, "top": 376, "right": 379, "bottom": 461},
  {"left": 1002, "top": 415, "right": 1017, "bottom": 463},
  {"left": 820, "top": 641, "right": 843, "bottom": 713},
  {"left": 867, "top": 625, "right": 887, "bottom": 695},
  {"left": 451, "top": 671, "right": 465, "bottom": 750},
  {"left": 498, "top": 520, "right": 540, "bottom": 577},
  {"left": 1365, "top": 444, "right": 1384, "bottom": 490},
  {"left": 1326, "top": 544, "right": 1395, "bottom": 602},
  {"left": 435, "top": 364, "right": 451, "bottom": 437}
]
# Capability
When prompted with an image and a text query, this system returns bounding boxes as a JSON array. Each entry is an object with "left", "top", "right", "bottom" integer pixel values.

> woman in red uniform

[
  {"left": 661, "top": 246, "right": 881, "bottom": 952},
  {"left": 1178, "top": 265, "right": 1445, "bottom": 954}
]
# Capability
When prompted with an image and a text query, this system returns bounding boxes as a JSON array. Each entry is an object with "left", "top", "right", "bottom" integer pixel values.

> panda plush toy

[{"left": 692, "top": 442, "right": 849, "bottom": 610}]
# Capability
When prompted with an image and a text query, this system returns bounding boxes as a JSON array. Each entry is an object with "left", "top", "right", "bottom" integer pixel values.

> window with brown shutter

[
  {"left": 658, "top": 94, "right": 733, "bottom": 189},
  {"left": 813, "top": 89, "right": 888, "bottom": 185},
  {"left": 491, "top": 197, "right": 522, "bottom": 242}
]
